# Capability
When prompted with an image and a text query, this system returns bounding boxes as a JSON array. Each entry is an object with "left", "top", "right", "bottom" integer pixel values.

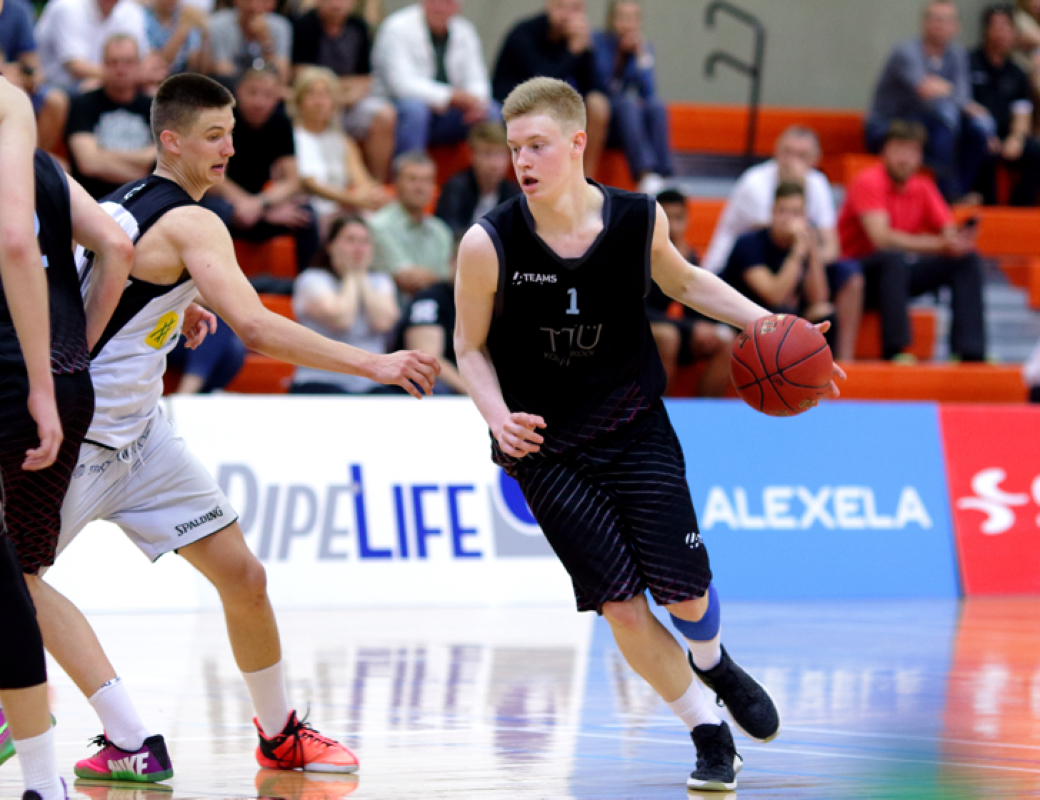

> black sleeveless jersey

[
  {"left": 480, "top": 181, "right": 666, "bottom": 457},
  {"left": 0, "top": 150, "right": 89, "bottom": 374}
]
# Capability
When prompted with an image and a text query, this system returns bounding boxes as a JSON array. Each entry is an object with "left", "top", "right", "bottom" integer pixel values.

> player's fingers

[
  {"left": 399, "top": 377, "right": 423, "bottom": 399},
  {"left": 517, "top": 413, "right": 547, "bottom": 430},
  {"left": 832, "top": 362, "right": 848, "bottom": 381},
  {"left": 505, "top": 421, "right": 542, "bottom": 444},
  {"left": 416, "top": 352, "right": 441, "bottom": 373},
  {"left": 206, "top": 315, "right": 218, "bottom": 333},
  {"left": 407, "top": 366, "right": 434, "bottom": 395},
  {"left": 813, "top": 320, "right": 832, "bottom": 334},
  {"left": 827, "top": 379, "right": 841, "bottom": 398}
]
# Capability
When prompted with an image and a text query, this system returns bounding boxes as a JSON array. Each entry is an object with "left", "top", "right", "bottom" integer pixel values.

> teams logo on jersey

[
  {"left": 512, "top": 271, "right": 557, "bottom": 285},
  {"left": 146, "top": 311, "right": 179, "bottom": 350}
]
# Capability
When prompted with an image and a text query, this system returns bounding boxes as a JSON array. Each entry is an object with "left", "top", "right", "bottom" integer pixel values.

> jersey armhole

[
  {"left": 477, "top": 218, "right": 507, "bottom": 317},
  {"left": 643, "top": 195, "right": 657, "bottom": 298}
]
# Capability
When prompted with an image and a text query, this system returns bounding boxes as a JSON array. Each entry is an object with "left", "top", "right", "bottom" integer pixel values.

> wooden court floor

[{"left": 3, "top": 598, "right": 1040, "bottom": 799}]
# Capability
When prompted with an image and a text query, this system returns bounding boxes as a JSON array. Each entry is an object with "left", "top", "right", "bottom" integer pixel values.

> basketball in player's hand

[{"left": 730, "top": 314, "right": 833, "bottom": 417}]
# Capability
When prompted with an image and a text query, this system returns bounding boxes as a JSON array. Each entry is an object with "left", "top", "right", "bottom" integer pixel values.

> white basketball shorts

[{"left": 57, "top": 410, "right": 238, "bottom": 562}]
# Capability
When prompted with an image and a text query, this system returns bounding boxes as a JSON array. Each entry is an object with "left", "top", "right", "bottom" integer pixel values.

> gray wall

[{"left": 381, "top": 0, "right": 993, "bottom": 109}]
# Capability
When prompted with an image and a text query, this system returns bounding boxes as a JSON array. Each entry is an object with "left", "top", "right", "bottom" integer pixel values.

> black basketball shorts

[
  {"left": 0, "top": 368, "right": 94, "bottom": 574},
  {"left": 511, "top": 402, "right": 712, "bottom": 613}
]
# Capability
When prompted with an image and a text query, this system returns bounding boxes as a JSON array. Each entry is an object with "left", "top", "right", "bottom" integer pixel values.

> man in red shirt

[{"left": 838, "top": 120, "right": 985, "bottom": 361}]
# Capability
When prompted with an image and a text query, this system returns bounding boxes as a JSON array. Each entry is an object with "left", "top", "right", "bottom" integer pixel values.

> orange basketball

[{"left": 730, "top": 314, "right": 833, "bottom": 417}]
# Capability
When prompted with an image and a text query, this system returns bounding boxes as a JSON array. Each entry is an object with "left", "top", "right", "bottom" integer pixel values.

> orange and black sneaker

[
  {"left": 255, "top": 768, "right": 359, "bottom": 799},
  {"left": 254, "top": 711, "right": 359, "bottom": 774}
]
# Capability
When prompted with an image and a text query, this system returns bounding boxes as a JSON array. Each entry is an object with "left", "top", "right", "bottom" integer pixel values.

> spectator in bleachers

[
  {"left": 865, "top": 0, "right": 990, "bottom": 203},
  {"left": 289, "top": 214, "right": 399, "bottom": 393},
  {"left": 722, "top": 182, "right": 835, "bottom": 339},
  {"left": 66, "top": 35, "right": 155, "bottom": 200},
  {"left": 292, "top": 0, "right": 396, "bottom": 182},
  {"left": 0, "top": 0, "right": 69, "bottom": 154},
  {"left": 1013, "top": 0, "right": 1040, "bottom": 94},
  {"left": 205, "top": 67, "right": 319, "bottom": 278},
  {"left": 434, "top": 121, "right": 519, "bottom": 239},
  {"left": 36, "top": 0, "right": 158, "bottom": 93},
  {"left": 592, "top": 0, "right": 672, "bottom": 192},
  {"left": 210, "top": 0, "right": 292, "bottom": 87},
  {"left": 370, "top": 150, "right": 453, "bottom": 298},
  {"left": 492, "top": 0, "right": 610, "bottom": 176},
  {"left": 397, "top": 246, "right": 465, "bottom": 394},
  {"left": 650, "top": 189, "right": 731, "bottom": 398},
  {"left": 838, "top": 120, "right": 986, "bottom": 362},
  {"left": 971, "top": 4, "right": 1040, "bottom": 206},
  {"left": 702, "top": 126, "right": 863, "bottom": 362},
  {"left": 145, "top": 0, "right": 211, "bottom": 78},
  {"left": 371, "top": 0, "right": 497, "bottom": 156},
  {"left": 292, "top": 66, "right": 389, "bottom": 232}
]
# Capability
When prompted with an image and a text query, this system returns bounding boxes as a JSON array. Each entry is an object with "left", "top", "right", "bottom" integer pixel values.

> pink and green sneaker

[
  {"left": 74, "top": 734, "right": 174, "bottom": 783},
  {"left": 0, "top": 708, "right": 14, "bottom": 767}
]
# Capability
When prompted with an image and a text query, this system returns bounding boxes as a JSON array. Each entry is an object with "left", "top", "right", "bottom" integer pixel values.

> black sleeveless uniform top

[
  {"left": 86, "top": 174, "right": 196, "bottom": 358},
  {"left": 0, "top": 150, "right": 88, "bottom": 375},
  {"left": 480, "top": 181, "right": 666, "bottom": 461}
]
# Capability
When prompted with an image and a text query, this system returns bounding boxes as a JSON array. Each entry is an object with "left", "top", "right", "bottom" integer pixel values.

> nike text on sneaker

[
  {"left": 74, "top": 734, "right": 174, "bottom": 783},
  {"left": 689, "top": 644, "right": 780, "bottom": 743},
  {"left": 0, "top": 708, "right": 14, "bottom": 767},
  {"left": 687, "top": 721, "right": 742, "bottom": 791},
  {"left": 255, "top": 711, "right": 359, "bottom": 773}
]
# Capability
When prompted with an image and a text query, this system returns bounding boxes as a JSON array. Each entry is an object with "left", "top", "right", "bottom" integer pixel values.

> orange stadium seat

[
  {"left": 838, "top": 362, "right": 1026, "bottom": 403},
  {"left": 234, "top": 237, "right": 297, "bottom": 280},
  {"left": 224, "top": 353, "right": 293, "bottom": 394}
]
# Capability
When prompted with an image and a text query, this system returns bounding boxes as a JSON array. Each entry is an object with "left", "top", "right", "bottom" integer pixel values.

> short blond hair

[
  {"left": 291, "top": 66, "right": 340, "bottom": 121},
  {"left": 502, "top": 77, "right": 586, "bottom": 132}
]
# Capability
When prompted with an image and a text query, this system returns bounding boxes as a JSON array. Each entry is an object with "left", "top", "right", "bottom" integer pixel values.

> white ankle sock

[
  {"left": 88, "top": 678, "right": 150, "bottom": 751},
  {"left": 667, "top": 676, "right": 721, "bottom": 730},
  {"left": 687, "top": 630, "right": 722, "bottom": 672},
  {"left": 242, "top": 662, "right": 291, "bottom": 738},
  {"left": 14, "top": 728, "right": 64, "bottom": 800}
]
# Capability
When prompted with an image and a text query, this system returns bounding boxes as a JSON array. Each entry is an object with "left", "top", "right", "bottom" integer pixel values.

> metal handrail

[{"left": 704, "top": 0, "right": 767, "bottom": 163}]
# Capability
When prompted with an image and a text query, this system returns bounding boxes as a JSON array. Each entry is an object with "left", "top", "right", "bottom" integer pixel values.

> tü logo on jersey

[
  {"left": 540, "top": 324, "right": 603, "bottom": 366},
  {"left": 146, "top": 311, "right": 179, "bottom": 350},
  {"left": 941, "top": 406, "right": 1040, "bottom": 594},
  {"left": 512, "top": 271, "right": 557, "bottom": 285}
]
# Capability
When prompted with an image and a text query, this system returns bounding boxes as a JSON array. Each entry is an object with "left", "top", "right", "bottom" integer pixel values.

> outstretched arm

[
  {"left": 0, "top": 80, "right": 61, "bottom": 469},
  {"left": 174, "top": 207, "right": 439, "bottom": 397},
  {"left": 67, "top": 174, "right": 135, "bottom": 350},
  {"left": 454, "top": 225, "right": 544, "bottom": 457}
]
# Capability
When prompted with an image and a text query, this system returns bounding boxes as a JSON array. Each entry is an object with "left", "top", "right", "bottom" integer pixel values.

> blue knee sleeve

[{"left": 669, "top": 583, "right": 720, "bottom": 642}]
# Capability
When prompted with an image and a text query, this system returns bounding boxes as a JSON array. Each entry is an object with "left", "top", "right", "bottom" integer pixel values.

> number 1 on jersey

[{"left": 566, "top": 287, "right": 580, "bottom": 315}]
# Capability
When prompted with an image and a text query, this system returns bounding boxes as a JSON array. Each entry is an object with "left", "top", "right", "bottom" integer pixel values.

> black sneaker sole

[{"left": 686, "top": 754, "right": 743, "bottom": 790}]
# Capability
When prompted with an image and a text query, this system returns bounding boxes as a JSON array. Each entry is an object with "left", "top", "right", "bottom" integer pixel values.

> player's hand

[
  {"left": 372, "top": 350, "right": 440, "bottom": 398},
  {"left": 812, "top": 320, "right": 847, "bottom": 398},
  {"left": 183, "top": 303, "right": 217, "bottom": 350},
  {"left": 24, "top": 387, "right": 63, "bottom": 471},
  {"left": 493, "top": 412, "right": 547, "bottom": 458}
]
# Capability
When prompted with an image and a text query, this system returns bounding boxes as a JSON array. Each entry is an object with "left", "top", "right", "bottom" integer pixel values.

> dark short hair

[
  {"left": 656, "top": 188, "right": 687, "bottom": 206},
  {"left": 982, "top": 2, "right": 1015, "bottom": 30},
  {"left": 774, "top": 181, "right": 805, "bottom": 202},
  {"left": 311, "top": 214, "right": 370, "bottom": 273},
  {"left": 883, "top": 119, "right": 928, "bottom": 146},
  {"left": 151, "top": 74, "right": 234, "bottom": 147}
]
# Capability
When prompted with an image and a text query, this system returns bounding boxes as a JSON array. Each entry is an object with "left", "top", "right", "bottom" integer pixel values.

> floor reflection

[{"left": 3, "top": 600, "right": 1040, "bottom": 797}]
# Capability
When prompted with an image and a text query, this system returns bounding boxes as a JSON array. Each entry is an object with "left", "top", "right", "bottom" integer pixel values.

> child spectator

[
  {"left": 593, "top": 0, "right": 672, "bottom": 192},
  {"left": 292, "top": 66, "right": 389, "bottom": 232},
  {"left": 290, "top": 214, "right": 399, "bottom": 393},
  {"left": 434, "top": 121, "right": 519, "bottom": 239},
  {"left": 292, "top": 0, "right": 396, "bottom": 182}
]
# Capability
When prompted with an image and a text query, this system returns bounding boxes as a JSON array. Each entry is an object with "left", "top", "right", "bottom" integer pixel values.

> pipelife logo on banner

[{"left": 942, "top": 407, "right": 1040, "bottom": 594}]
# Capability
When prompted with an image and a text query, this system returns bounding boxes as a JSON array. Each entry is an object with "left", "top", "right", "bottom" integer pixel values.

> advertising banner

[
  {"left": 941, "top": 406, "right": 1040, "bottom": 594},
  {"left": 671, "top": 400, "right": 959, "bottom": 599}
]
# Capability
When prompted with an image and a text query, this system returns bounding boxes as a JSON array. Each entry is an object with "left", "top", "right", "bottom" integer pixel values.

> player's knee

[
  {"left": 666, "top": 593, "right": 709, "bottom": 623},
  {"left": 217, "top": 553, "right": 268, "bottom": 605},
  {"left": 601, "top": 594, "right": 652, "bottom": 632}
]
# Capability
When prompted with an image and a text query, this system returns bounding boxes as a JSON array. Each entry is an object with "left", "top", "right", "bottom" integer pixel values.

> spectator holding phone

[{"left": 838, "top": 120, "right": 986, "bottom": 362}]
